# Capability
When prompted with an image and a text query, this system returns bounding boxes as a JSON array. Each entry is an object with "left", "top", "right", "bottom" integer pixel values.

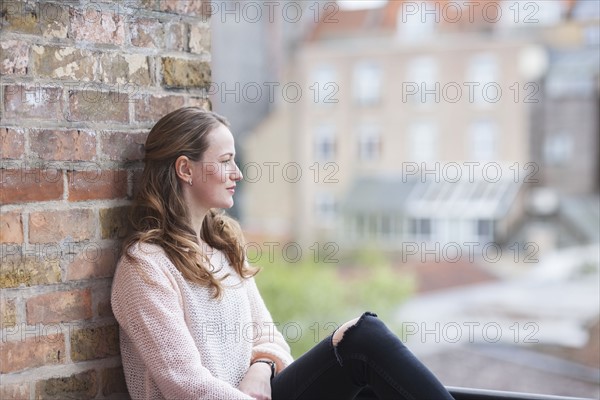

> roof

[
  {"left": 306, "top": 0, "right": 581, "bottom": 42},
  {"left": 342, "top": 172, "right": 522, "bottom": 220},
  {"left": 306, "top": 1, "right": 402, "bottom": 42},
  {"left": 342, "top": 175, "right": 417, "bottom": 213}
]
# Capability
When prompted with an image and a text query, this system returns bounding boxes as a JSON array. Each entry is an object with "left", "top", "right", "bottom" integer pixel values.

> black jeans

[{"left": 271, "top": 312, "right": 455, "bottom": 400}]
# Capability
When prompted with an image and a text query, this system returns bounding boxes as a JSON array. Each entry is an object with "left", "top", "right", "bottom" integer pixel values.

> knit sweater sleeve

[
  {"left": 111, "top": 249, "right": 254, "bottom": 400},
  {"left": 245, "top": 274, "right": 295, "bottom": 373}
]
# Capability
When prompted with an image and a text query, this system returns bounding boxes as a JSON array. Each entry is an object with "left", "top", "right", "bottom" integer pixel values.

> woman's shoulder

[
  {"left": 113, "top": 241, "right": 182, "bottom": 290},
  {"left": 124, "top": 241, "right": 167, "bottom": 259},
  {"left": 116, "top": 241, "right": 173, "bottom": 275}
]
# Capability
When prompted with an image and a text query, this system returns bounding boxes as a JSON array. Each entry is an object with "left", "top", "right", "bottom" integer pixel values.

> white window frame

[
  {"left": 470, "top": 119, "right": 498, "bottom": 161},
  {"left": 409, "top": 121, "right": 438, "bottom": 162},
  {"left": 353, "top": 61, "right": 383, "bottom": 106},
  {"left": 358, "top": 122, "right": 381, "bottom": 162},
  {"left": 311, "top": 64, "right": 337, "bottom": 106},
  {"left": 466, "top": 53, "right": 499, "bottom": 108},
  {"left": 315, "top": 192, "right": 337, "bottom": 227},
  {"left": 406, "top": 57, "right": 438, "bottom": 108},
  {"left": 314, "top": 123, "right": 336, "bottom": 161}
]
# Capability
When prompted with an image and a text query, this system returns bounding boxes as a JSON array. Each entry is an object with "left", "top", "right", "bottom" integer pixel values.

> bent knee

[
  {"left": 332, "top": 313, "right": 387, "bottom": 347},
  {"left": 332, "top": 317, "right": 360, "bottom": 346}
]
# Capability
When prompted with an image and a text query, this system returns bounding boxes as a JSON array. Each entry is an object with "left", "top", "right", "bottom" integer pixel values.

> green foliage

[{"left": 254, "top": 247, "right": 414, "bottom": 358}]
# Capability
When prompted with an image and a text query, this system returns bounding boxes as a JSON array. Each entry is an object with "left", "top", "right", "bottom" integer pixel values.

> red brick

[
  {"left": 0, "top": 383, "right": 30, "bottom": 400},
  {"left": 39, "top": 2, "right": 70, "bottom": 39},
  {"left": 131, "top": 168, "right": 144, "bottom": 199},
  {"left": 30, "top": 130, "right": 96, "bottom": 161},
  {"left": 97, "top": 292, "right": 114, "bottom": 318},
  {"left": 68, "top": 90, "right": 129, "bottom": 123},
  {"left": 160, "top": 0, "right": 206, "bottom": 15},
  {"left": 0, "top": 334, "right": 65, "bottom": 373},
  {"left": 0, "top": 128, "right": 25, "bottom": 159},
  {"left": 3, "top": 85, "right": 64, "bottom": 120},
  {"left": 135, "top": 94, "right": 185, "bottom": 123},
  {"left": 101, "top": 131, "right": 146, "bottom": 161},
  {"left": 69, "top": 9, "right": 124, "bottom": 45},
  {"left": 130, "top": 18, "right": 165, "bottom": 48},
  {"left": 189, "top": 24, "right": 210, "bottom": 54},
  {"left": 166, "top": 22, "right": 185, "bottom": 51},
  {"left": 0, "top": 39, "right": 29, "bottom": 75},
  {"left": 187, "top": 97, "right": 211, "bottom": 110},
  {"left": 67, "top": 170, "right": 127, "bottom": 201},
  {"left": 29, "top": 209, "right": 95, "bottom": 243},
  {"left": 27, "top": 288, "right": 92, "bottom": 324},
  {"left": 0, "top": 168, "right": 64, "bottom": 204},
  {"left": 139, "top": 0, "right": 158, "bottom": 10},
  {"left": 67, "top": 246, "right": 118, "bottom": 281},
  {"left": 0, "top": 212, "right": 23, "bottom": 243}
]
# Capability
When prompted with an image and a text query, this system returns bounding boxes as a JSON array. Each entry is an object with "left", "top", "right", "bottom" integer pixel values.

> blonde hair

[{"left": 123, "top": 107, "right": 256, "bottom": 297}]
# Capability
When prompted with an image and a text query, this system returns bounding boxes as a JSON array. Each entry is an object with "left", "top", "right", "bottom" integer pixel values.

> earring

[{"left": 188, "top": 178, "right": 193, "bottom": 186}]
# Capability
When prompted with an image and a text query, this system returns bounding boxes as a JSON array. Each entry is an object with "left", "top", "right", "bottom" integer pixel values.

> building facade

[{"left": 242, "top": 1, "right": 538, "bottom": 252}]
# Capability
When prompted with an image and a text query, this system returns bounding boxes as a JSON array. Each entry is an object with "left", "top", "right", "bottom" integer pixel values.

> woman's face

[{"left": 188, "top": 124, "right": 243, "bottom": 211}]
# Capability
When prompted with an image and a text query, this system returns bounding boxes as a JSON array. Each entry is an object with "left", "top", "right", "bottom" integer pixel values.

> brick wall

[{"left": 1, "top": 1, "right": 211, "bottom": 398}]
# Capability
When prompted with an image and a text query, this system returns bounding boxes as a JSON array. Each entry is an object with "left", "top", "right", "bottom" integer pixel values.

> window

[
  {"left": 500, "top": 1, "right": 564, "bottom": 28},
  {"left": 368, "top": 214, "right": 379, "bottom": 238},
  {"left": 358, "top": 122, "right": 381, "bottom": 161},
  {"left": 409, "top": 121, "right": 437, "bottom": 162},
  {"left": 314, "top": 123, "right": 336, "bottom": 161},
  {"left": 409, "top": 218, "right": 432, "bottom": 240},
  {"left": 355, "top": 214, "right": 365, "bottom": 238},
  {"left": 381, "top": 216, "right": 392, "bottom": 238},
  {"left": 544, "top": 132, "right": 573, "bottom": 166},
  {"left": 466, "top": 53, "right": 499, "bottom": 107},
  {"left": 311, "top": 64, "right": 336, "bottom": 105},
  {"left": 397, "top": 6, "right": 436, "bottom": 43},
  {"left": 469, "top": 119, "right": 497, "bottom": 161},
  {"left": 476, "top": 219, "right": 494, "bottom": 242},
  {"left": 314, "top": 192, "right": 336, "bottom": 226},
  {"left": 406, "top": 57, "right": 438, "bottom": 107},
  {"left": 353, "top": 61, "right": 382, "bottom": 106}
]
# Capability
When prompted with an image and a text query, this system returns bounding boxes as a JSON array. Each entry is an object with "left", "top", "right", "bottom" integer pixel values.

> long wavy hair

[{"left": 122, "top": 107, "right": 256, "bottom": 298}]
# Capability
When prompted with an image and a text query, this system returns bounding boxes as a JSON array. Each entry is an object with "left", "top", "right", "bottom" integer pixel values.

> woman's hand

[{"left": 238, "top": 362, "right": 273, "bottom": 400}]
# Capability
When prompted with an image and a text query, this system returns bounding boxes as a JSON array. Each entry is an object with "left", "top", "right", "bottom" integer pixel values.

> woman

[{"left": 111, "top": 107, "right": 455, "bottom": 399}]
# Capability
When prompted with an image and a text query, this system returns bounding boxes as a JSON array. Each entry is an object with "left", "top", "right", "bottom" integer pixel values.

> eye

[{"left": 222, "top": 159, "right": 232, "bottom": 164}]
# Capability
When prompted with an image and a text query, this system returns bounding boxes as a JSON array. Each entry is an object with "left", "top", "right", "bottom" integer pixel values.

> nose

[{"left": 232, "top": 163, "right": 243, "bottom": 181}]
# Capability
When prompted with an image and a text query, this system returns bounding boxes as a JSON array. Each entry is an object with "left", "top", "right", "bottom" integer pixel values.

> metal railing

[{"left": 447, "top": 386, "right": 595, "bottom": 400}]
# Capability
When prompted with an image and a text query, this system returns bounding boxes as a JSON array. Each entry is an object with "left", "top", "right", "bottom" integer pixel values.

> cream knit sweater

[{"left": 111, "top": 242, "right": 294, "bottom": 399}]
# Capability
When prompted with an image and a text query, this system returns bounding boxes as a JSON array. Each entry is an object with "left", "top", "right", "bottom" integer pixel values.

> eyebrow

[{"left": 219, "top": 152, "right": 235, "bottom": 158}]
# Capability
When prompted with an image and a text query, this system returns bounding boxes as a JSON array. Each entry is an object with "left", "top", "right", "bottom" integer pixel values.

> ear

[{"left": 174, "top": 155, "right": 193, "bottom": 183}]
